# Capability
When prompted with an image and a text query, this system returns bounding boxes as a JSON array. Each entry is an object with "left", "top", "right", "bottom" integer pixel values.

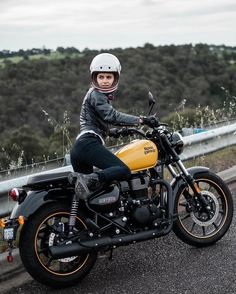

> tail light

[
  {"left": 7, "top": 255, "right": 14, "bottom": 262},
  {"left": 9, "top": 188, "right": 27, "bottom": 203}
]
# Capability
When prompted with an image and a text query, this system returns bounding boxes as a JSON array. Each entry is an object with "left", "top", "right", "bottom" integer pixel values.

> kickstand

[{"left": 109, "top": 248, "right": 113, "bottom": 261}]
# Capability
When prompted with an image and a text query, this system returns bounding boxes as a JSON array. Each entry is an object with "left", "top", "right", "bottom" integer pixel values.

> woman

[{"left": 70, "top": 53, "right": 142, "bottom": 199}]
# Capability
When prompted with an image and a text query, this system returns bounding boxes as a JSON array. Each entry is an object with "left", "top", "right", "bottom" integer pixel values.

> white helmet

[{"left": 90, "top": 53, "right": 121, "bottom": 93}]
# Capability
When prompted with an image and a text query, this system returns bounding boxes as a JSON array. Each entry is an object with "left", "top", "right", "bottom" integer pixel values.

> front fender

[
  {"left": 171, "top": 166, "right": 209, "bottom": 200},
  {"left": 10, "top": 189, "right": 72, "bottom": 219}
]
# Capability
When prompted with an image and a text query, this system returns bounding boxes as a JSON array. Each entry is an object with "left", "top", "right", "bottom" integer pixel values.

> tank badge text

[
  {"left": 98, "top": 197, "right": 116, "bottom": 204},
  {"left": 144, "top": 146, "right": 155, "bottom": 155}
]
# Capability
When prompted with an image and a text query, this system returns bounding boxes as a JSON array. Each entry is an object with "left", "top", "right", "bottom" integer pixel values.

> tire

[
  {"left": 19, "top": 202, "right": 97, "bottom": 288},
  {"left": 173, "top": 171, "right": 233, "bottom": 247}
]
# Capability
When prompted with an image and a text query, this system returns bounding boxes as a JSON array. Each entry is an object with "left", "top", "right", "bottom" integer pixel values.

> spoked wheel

[
  {"left": 173, "top": 171, "right": 233, "bottom": 247},
  {"left": 19, "top": 202, "right": 97, "bottom": 288}
]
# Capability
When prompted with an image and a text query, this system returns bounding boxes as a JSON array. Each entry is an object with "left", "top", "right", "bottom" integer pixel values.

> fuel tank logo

[{"left": 144, "top": 146, "right": 155, "bottom": 155}]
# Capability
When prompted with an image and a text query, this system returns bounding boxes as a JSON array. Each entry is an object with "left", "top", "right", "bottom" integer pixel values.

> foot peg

[{"left": 85, "top": 218, "right": 100, "bottom": 232}]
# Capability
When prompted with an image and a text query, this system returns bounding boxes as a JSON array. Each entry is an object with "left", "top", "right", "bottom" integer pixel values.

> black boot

[
  {"left": 84, "top": 173, "right": 101, "bottom": 191},
  {"left": 69, "top": 172, "right": 101, "bottom": 200}
]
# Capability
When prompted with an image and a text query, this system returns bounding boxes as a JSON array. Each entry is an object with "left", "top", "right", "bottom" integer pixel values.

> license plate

[{"left": 3, "top": 227, "right": 14, "bottom": 241}]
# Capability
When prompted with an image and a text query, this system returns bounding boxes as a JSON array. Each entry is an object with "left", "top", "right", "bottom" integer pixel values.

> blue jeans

[{"left": 70, "top": 133, "right": 131, "bottom": 183}]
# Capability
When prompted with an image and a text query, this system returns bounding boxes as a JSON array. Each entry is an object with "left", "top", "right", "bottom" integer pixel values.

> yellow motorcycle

[{"left": 2, "top": 93, "right": 233, "bottom": 288}]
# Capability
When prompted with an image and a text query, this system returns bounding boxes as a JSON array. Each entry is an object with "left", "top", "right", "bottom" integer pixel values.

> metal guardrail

[
  {"left": 0, "top": 166, "right": 73, "bottom": 217},
  {"left": 0, "top": 157, "right": 65, "bottom": 182},
  {"left": 181, "top": 122, "right": 236, "bottom": 160},
  {"left": 1, "top": 122, "right": 236, "bottom": 217}
]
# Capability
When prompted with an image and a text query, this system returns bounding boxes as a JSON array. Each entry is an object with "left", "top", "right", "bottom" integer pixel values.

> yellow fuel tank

[{"left": 115, "top": 139, "right": 158, "bottom": 172}]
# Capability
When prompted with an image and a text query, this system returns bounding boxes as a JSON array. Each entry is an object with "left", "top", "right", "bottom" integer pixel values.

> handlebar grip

[
  {"left": 109, "top": 128, "right": 120, "bottom": 138},
  {"left": 141, "top": 115, "right": 159, "bottom": 128}
]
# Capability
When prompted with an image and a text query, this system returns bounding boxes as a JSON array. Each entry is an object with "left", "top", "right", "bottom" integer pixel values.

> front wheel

[
  {"left": 173, "top": 171, "right": 233, "bottom": 247},
  {"left": 19, "top": 202, "right": 97, "bottom": 288}
]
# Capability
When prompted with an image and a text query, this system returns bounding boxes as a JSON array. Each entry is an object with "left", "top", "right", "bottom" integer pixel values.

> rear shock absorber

[{"left": 68, "top": 195, "right": 79, "bottom": 232}]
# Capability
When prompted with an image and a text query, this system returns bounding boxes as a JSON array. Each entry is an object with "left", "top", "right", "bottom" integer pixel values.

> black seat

[{"left": 26, "top": 172, "right": 71, "bottom": 188}]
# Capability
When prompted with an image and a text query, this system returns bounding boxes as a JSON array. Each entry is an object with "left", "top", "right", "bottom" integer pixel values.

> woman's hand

[{"left": 140, "top": 115, "right": 159, "bottom": 127}]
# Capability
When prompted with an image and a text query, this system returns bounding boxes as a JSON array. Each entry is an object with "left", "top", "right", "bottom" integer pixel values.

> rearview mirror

[
  {"left": 148, "top": 91, "right": 156, "bottom": 115},
  {"left": 148, "top": 91, "right": 156, "bottom": 106}
]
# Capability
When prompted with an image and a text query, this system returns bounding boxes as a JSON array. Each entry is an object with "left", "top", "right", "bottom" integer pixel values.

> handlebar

[
  {"left": 109, "top": 127, "right": 146, "bottom": 138},
  {"left": 109, "top": 121, "right": 169, "bottom": 139},
  {"left": 141, "top": 115, "right": 159, "bottom": 128}
]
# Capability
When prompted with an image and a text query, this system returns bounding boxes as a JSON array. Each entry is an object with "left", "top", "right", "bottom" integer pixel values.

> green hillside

[{"left": 0, "top": 43, "right": 236, "bottom": 170}]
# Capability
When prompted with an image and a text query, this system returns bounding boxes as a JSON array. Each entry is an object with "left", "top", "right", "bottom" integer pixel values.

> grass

[
  {"left": 29, "top": 51, "right": 83, "bottom": 61},
  {"left": 184, "top": 145, "right": 236, "bottom": 173},
  {"left": 0, "top": 52, "right": 83, "bottom": 68},
  {"left": 1, "top": 144, "right": 236, "bottom": 253},
  {"left": 0, "top": 56, "right": 23, "bottom": 67}
]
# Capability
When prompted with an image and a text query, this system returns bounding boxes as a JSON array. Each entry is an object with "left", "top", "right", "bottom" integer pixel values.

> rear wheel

[
  {"left": 19, "top": 202, "right": 97, "bottom": 288},
  {"left": 173, "top": 171, "right": 233, "bottom": 247}
]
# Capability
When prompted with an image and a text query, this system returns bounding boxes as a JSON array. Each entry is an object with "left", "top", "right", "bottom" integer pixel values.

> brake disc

[{"left": 190, "top": 190, "right": 220, "bottom": 226}]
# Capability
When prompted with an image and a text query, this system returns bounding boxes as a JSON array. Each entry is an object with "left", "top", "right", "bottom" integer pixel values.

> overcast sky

[{"left": 0, "top": 0, "right": 236, "bottom": 51}]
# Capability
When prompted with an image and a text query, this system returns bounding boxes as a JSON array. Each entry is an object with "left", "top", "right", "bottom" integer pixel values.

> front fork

[
  {"left": 168, "top": 161, "right": 210, "bottom": 209},
  {"left": 160, "top": 132, "right": 209, "bottom": 208}
]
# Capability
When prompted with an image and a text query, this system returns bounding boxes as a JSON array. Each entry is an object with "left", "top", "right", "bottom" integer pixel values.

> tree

[
  {"left": 1, "top": 43, "right": 236, "bottom": 168},
  {"left": 3, "top": 125, "right": 47, "bottom": 166}
]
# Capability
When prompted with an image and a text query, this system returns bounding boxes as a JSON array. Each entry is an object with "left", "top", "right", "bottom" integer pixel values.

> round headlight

[{"left": 171, "top": 132, "right": 184, "bottom": 155}]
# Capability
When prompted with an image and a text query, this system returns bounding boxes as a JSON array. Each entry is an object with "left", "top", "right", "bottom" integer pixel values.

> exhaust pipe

[{"left": 50, "top": 225, "right": 172, "bottom": 259}]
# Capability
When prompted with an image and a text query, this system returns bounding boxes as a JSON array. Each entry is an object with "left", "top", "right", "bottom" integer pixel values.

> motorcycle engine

[{"left": 121, "top": 174, "right": 161, "bottom": 225}]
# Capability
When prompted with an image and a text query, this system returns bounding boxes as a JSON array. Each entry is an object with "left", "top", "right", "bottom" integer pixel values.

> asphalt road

[{"left": 4, "top": 187, "right": 236, "bottom": 294}]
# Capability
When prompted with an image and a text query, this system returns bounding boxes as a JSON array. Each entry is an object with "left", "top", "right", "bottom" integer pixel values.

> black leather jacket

[{"left": 79, "top": 88, "right": 140, "bottom": 139}]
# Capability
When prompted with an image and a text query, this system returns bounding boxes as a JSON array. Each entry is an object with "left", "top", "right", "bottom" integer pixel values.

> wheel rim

[
  {"left": 34, "top": 211, "right": 90, "bottom": 276},
  {"left": 177, "top": 179, "right": 228, "bottom": 239}
]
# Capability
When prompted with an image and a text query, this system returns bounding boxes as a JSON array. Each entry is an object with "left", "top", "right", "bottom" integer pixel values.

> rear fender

[
  {"left": 10, "top": 189, "right": 73, "bottom": 219},
  {"left": 171, "top": 166, "right": 209, "bottom": 200}
]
